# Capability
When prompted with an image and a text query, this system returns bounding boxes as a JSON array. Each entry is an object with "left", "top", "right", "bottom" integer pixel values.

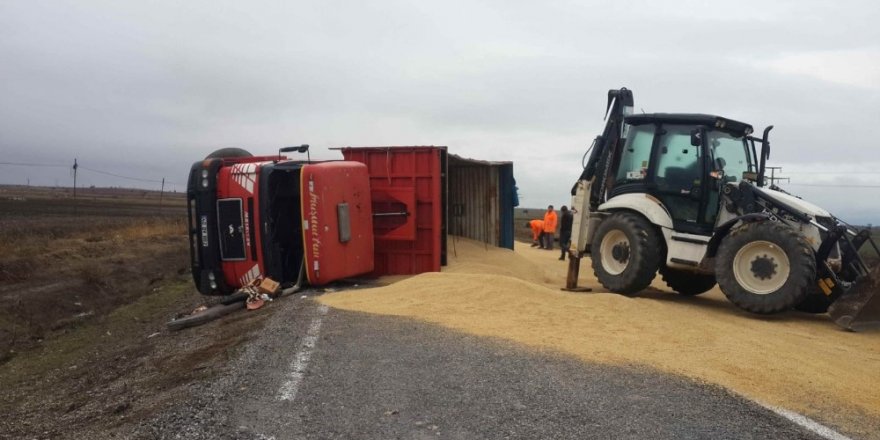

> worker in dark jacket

[{"left": 558, "top": 205, "right": 574, "bottom": 260}]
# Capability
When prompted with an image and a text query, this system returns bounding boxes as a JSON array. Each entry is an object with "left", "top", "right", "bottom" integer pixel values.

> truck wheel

[
  {"left": 715, "top": 221, "right": 815, "bottom": 314},
  {"left": 795, "top": 286, "right": 831, "bottom": 314},
  {"left": 205, "top": 148, "right": 253, "bottom": 159},
  {"left": 659, "top": 266, "right": 716, "bottom": 296},
  {"left": 590, "top": 212, "right": 661, "bottom": 295}
]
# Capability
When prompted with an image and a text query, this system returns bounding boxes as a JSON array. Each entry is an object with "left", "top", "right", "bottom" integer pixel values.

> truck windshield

[{"left": 707, "top": 131, "right": 753, "bottom": 182}]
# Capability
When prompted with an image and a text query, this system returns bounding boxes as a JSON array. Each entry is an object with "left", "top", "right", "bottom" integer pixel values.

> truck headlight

[
  {"left": 208, "top": 272, "right": 215, "bottom": 281},
  {"left": 209, "top": 280, "right": 218, "bottom": 290},
  {"left": 201, "top": 178, "right": 209, "bottom": 188},
  {"left": 201, "top": 169, "right": 209, "bottom": 178}
]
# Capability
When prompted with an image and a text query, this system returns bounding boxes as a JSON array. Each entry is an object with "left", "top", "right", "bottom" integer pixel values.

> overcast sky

[{"left": 2, "top": 0, "right": 879, "bottom": 223}]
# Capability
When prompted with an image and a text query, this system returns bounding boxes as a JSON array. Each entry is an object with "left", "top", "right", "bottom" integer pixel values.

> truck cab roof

[{"left": 625, "top": 113, "right": 754, "bottom": 137}]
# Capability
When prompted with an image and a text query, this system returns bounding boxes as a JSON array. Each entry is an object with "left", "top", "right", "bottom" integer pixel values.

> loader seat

[
  {"left": 662, "top": 167, "right": 696, "bottom": 191},
  {"left": 657, "top": 164, "right": 702, "bottom": 229}
]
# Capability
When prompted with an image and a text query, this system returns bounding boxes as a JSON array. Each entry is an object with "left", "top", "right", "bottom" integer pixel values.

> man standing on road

[
  {"left": 542, "top": 205, "right": 557, "bottom": 250},
  {"left": 525, "top": 219, "right": 545, "bottom": 248},
  {"left": 558, "top": 206, "right": 574, "bottom": 260}
]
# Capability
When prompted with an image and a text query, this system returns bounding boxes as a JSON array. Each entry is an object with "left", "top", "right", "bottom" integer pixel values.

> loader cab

[{"left": 608, "top": 114, "right": 756, "bottom": 235}]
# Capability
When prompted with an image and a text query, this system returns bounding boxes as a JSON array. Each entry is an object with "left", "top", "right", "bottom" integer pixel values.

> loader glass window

[
  {"left": 615, "top": 125, "right": 654, "bottom": 184},
  {"left": 655, "top": 126, "right": 701, "bottom": 189},
  {"left": 654, "top": 125, "right": 703, "bottom": 227},
  {"left": 709, "top": 132, "right": 751, "bottom": 182}
]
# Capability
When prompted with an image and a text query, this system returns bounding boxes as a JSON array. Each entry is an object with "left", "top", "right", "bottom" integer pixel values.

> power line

[
  {"left": 79, "top": 166, "right": 185, "bottom": 186},
  {"left": 78, "top": 165, "right": 167, "bottom": 184},
  {"left": 787, "top": 183, "right": 880, "bottom": 188},
  {"left": 785, "top": 171, "right": 880, "bottom": 175},
  {"left": 1, "top": 160, "right": 185, "bottom": 187},
  {"left": 0, "top": 161, "right": 70, "bottom": 168}
]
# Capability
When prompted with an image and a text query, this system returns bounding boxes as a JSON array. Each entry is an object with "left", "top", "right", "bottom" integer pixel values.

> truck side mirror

[
  {"left": 690, "top": 129, "right": 702, "bottom": 147},
  {"left": 278, "top": 144, "right": 311, "bottom": 163},
  {"left": 280, "top": 144, "right": 309, "bottom": 153}
]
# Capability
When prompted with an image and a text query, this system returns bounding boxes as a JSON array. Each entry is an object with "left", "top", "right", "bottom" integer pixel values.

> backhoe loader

[{"left": 567, "top": 88, "right": 880, "bottom": 331}]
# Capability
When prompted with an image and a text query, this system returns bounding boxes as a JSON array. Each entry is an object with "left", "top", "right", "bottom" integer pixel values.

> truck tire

[
  {"left": 795, "top": 286, "right": 831, "bottom": 314},
  {"left": 590, "top": 212, "right": 661, "bottom": 295},
  {"left": 659, "top": 266, "right": 716, "bottom": 296},
  {"left": 715, "top": 221, "right": 815, "bottom": 314},
  {"left": 205, "top": 148, "right": 253, "bottom": 159}
]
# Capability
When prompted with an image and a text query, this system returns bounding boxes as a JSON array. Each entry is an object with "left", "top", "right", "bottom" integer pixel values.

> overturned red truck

[
  {"left": 187, "top": 146, "right": 376, "bottom": 295},
  {"left": 188, "top": 145, "right": 517, "bottom": 296}
]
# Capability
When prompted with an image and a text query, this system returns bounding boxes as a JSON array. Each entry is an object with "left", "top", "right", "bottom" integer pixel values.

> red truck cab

[{"left": 187, "top": 153, "right": 374, "bottom": 295}]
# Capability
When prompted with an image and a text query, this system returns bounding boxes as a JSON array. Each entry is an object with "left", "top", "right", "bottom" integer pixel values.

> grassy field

[
  {"left": 0, "top": 185, "right": 274, "bottom": 438},
  {"left": 0, "top": 185, "right": 189, "bottom": 362}
]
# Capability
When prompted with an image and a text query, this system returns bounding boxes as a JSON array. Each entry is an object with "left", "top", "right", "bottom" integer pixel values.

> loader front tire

[
  {"left": 716, "top": 221, "right": 815, "bottom": 314},
  {"left": 659, "top": 266, "right": 716, "bottom": 296},
  {"left": 590, "top": 212, "right": 661, "bottom": 295},
  {"left": 795, "top": 286, "right": 832, "bottom": 314}
]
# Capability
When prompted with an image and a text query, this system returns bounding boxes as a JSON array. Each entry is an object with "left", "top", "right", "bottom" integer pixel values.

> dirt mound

[{"left": 321, "top": 236, "right": 880, "bottom": 439}]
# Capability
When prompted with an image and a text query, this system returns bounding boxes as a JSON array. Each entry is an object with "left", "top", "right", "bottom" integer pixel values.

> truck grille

[{"left": 217, "top": 199, "right": 246, "bottom": 261}]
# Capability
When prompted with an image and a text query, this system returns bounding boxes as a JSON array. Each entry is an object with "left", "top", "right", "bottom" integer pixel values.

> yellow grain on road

[{"left": 320, "top": 237, "right": 880, "bottom": 438}]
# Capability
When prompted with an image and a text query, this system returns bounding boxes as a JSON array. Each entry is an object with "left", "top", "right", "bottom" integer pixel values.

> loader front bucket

[{"left": 828, "top": 264, "right": 880, "bottom": 331}]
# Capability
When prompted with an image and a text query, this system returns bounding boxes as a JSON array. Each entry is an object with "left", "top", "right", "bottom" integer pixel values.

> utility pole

[
  {"left": 765, "top": 166, "right": 790, "bottom": 187},
  {"left": 72, "top": 158, "right": 78, "bottom": 215},
  {"left": 159, "top": 177, "right": 165, "bottom": 212}
]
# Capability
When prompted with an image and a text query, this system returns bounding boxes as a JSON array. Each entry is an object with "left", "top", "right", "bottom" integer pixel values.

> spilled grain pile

[{"left": 320, "top": 236, "right": 880, "bottom": 438}]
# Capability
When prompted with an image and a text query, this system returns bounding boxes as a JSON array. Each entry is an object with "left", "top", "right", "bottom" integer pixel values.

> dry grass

[
  {"left": 0, "top": 187, "right": 190, "bottom": 362},
  {"left": 0, "top": 215, "right": 186, "bottom": 281}
]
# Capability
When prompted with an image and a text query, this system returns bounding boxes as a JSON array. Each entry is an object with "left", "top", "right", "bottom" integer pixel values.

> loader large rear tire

[
  {"left": 659, "top": 266, "right": 716, "bottom": 296},
  {"left": 716, "top": 221, "right": 815, "bottom": 314},
  {"left": 590, "top": 212, "right": 661, "bottom": 295}
]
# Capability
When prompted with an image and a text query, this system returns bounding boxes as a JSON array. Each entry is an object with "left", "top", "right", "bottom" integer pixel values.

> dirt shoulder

[
  {"left": 0, "top": 275, "right": 272, "bottom": 440},
  {"left": 0, "top": 188, "right": 273, "bottom": 439}
]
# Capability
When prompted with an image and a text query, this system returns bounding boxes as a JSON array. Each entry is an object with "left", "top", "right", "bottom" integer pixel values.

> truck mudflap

[{"left": 828, "top": 264, "right": 880, "bottom": 331}]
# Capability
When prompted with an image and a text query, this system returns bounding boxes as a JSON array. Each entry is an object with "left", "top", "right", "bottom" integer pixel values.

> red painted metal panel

[
  {"left": 300, "top": 162, "right": 375, "bottom": 285},
  {"left": 341, "top": 147, "right": 446, "bottom": 276},
  {"left": 215, "top": 161, "right": 269, "bottom": 289},
  {"left": 371, "top": 186, "right": 416, "bottom": 240}
]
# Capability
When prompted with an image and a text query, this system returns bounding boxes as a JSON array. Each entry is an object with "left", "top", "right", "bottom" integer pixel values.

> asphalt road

[{"left": 137, "top": 295, "right": 826, "bottom": 440}]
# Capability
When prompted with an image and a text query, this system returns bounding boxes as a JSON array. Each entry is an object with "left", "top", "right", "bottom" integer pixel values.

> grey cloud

[{"left": 1, "top": 0, "right": 879, "bottom": 221}]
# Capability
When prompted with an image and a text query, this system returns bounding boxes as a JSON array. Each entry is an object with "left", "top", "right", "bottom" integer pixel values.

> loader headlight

[
  {"left": 201, "top": 169, "right": 209, "bottom": 178},
  {"left": 209, "top": 280, "right": 218, "bottom": 290},
  {"left": 208, "top": 272, "right": 215, "bottom": 281},
  {"left": 201, "top": 178, "right": 209, "bottom": 188}
]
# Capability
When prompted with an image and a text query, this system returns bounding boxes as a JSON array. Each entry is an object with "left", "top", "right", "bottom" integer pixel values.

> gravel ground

[{"left": 131, "top": 295, "right": 826, "bottom": 440}]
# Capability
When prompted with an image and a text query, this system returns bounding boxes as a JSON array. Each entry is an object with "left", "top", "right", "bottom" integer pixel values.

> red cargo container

[{"left": 340, "top": 147, "right": 448, "bottom": 276}]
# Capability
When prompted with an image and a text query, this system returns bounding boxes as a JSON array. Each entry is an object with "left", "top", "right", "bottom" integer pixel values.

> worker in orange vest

[
  {"left": 542, "top": 205, "right": 557, "bottom": 250},
  {"left": 525, "top": 219, "right": 544, "bottom": 247}
]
